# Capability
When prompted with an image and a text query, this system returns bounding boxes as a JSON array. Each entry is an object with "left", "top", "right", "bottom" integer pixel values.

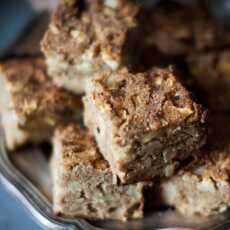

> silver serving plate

[
  {"left": 0, "top": 124, "right": 230, "bottom": 230},
  {"left": 1, "top": 1, "right": 230, "bottom": 229}
]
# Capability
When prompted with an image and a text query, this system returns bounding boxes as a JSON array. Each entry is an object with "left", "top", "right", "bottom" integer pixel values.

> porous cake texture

[
  {"left": 51, "top": 124, "right": 147, "bottom": 221},
  {"left": 159, "top": 115, "right": 230, "bottom": 216},
  {"left": 41, "top": 0, "right": 140, "bottom": 94},
  {"left": 0, "top": 56, "right": 81, "bottom": 150},
  {"left": 84, "top": 67, "right": 207, "bottom": 183}
]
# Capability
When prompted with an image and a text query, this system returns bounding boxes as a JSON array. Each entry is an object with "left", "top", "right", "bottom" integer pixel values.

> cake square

[
  {"left": 141, "top": 2, "right": 230, "bottom": 56},
  {"left": 0, "top": 56, "right": 81, "bottom": 150},
  {"left": 51, "top": 123, "right": 147, "bottom": 221},
  {"left": 187, "top": 50, "right": 230, "bottom": 111},
  {"left": 159, "top": 115, "right": 230, "bottom": 216},
  {"left": 41, "top": 0, "right": 139, "bottom": 94},
  {"left": 84, "top": 67, "right": 207, "bottom": 183}
]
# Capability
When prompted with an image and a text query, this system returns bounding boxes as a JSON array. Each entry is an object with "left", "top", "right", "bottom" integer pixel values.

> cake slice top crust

[
  {"left": 88, "top": 67, "right": 206, "bottom": 143},
  {"left": 43, "top": 0, "right": 139, "bottom": 67},
  {"left": 55, "top": 124, "right": 109, "bottom": 170},
  {"left": 202, "top": 149, "right": 230, "bottom": 182},
  {"left": 0, "top": 57, "right": 81, "bottom": 123},
  {"left": 158, "top": 115, "right": 230, "bottom": 217},
  {"left": 160, "top": 146, "right": 230, "bottom": 216},
  {"left": 173, "top": 114, "right": 230, "bottom": 182}
]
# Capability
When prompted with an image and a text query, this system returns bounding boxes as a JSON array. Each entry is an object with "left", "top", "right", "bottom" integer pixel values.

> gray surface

[{"left": 0, "top": 184, "right": 41, "bottom": 230}]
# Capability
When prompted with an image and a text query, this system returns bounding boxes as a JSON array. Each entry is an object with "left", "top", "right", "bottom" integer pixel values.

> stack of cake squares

[{"left": 1, "top": 0, "right": 230, "bottom": 221}]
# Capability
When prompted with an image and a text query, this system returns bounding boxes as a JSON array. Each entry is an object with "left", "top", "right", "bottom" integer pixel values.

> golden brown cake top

[
  {"left": 55, "top": 124, "right": 109, "bottom": 170},
  {"left": 179, "top": 115, "right": 230, "bottom": 182},
  {"left": 180, "top": 147, "right": 230, "bottom": 184},
  {"left": 0, "top": 57, "right": 81, "bottom": 122},
  {"left": 43, "top": 0, "right": 139, "bottom": 61},
  {"left": 90, "top": 67, "right": 206, "bottom": 141},
  {"left": 204, "top": 149, "right": 230, "bottom": 181}
]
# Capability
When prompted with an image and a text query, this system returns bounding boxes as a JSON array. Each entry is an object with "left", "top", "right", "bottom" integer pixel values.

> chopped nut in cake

[
  {"left": 41, "top": 0, "right": 140, "bottom": 94},
  {"left": 51, "top": 123, "right": 147, "bottom": 221},
  {"left": 0, "top": 56, "right": 82, "bottom": 150},
  {"left": 83, "top": 67, "right": 207, "bottom": 184}
]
